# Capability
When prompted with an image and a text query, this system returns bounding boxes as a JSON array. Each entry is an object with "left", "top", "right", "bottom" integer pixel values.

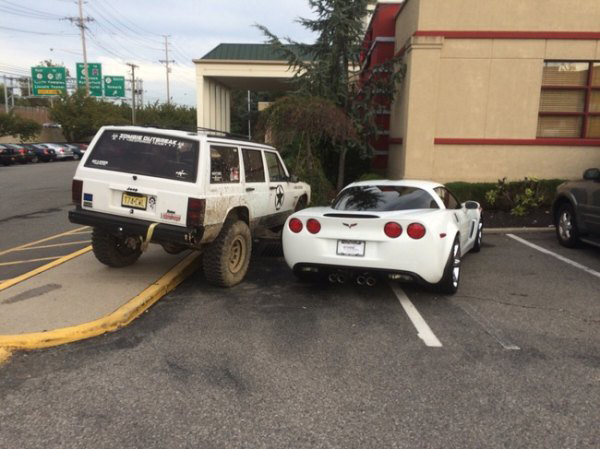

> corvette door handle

[{"left": 246, "top": 187, "right": 255, "bottom": 192}]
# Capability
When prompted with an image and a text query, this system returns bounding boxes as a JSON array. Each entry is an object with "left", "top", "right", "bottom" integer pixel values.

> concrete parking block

[{"left": 0, "top": 247, "right": 201, "bottom": 349}]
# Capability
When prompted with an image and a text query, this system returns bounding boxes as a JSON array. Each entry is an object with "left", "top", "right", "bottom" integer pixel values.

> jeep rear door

[{"left": 78, "top": 129, "right": 200, "bottom": 227}]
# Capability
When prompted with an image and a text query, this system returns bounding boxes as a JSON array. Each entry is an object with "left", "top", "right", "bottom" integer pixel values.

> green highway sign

[
  {"left": 76, "top": 62, "right": 102, "bottom": 96},
  {"left": 104, "top": 76, "right": 125, "bottom": 98},
  {"left": 31, "top": 66, "right": 67, "bottom": 96}
]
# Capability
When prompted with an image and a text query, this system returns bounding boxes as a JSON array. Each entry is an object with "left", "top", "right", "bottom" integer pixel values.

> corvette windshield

[
  {"left": 84, "top": 131, "right": 199, "bottom": 183},
  {"left": 332, "top": 186, "right": 438, "bottom": 211}
]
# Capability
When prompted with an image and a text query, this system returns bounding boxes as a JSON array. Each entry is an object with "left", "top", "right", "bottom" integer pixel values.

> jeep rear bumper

[{"left": 69, "top": 208, "right": 204, "bottom": 247}]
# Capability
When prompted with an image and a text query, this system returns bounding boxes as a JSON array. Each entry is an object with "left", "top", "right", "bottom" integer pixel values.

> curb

[
  {"left": 485, "top": 227, "right": 554, "bottom": 234},
  {"left": 0, "top": 251, "right": 202, "bottom": 351}
]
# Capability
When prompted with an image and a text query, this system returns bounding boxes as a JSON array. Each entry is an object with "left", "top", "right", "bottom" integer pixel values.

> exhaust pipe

[
  {"left": 366, "top": 276, "right": 377, "bottom": 287},
  {"left": 328, "top": 273, "right": 337, "bottom": 283},
  {"left": 337, "top": 273, "right": 347, "bottom": 284},
  {"left": 356, "top": 276, "right": 366, "bottom": 286}
]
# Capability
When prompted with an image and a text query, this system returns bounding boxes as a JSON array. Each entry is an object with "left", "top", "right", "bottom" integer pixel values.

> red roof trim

[
  {"left": 414, "top": 31, "right": 600, "bottom": 40},
  {"left": 434, "top": 138, "right": 600, "bottom": 147}
]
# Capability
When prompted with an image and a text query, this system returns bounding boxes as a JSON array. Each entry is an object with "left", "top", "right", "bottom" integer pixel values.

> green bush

[{"left": 446, "top": 178, "right": 565, "bottom": 213}]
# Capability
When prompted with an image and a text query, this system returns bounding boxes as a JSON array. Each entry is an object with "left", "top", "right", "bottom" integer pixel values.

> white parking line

[
  {"left": 390, "top": 284, "right": 442, "bottom": 348},
  {"left": 507, "top": 234, "right": 600, "bottom": 280}
]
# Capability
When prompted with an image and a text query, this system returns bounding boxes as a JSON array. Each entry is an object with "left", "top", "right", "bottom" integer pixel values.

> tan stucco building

[{"left": 384, "top": 0, "right": 600, "bottom": 182}]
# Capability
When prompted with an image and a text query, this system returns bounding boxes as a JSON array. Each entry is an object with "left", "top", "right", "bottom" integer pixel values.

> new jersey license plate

[
  {"left": 122, "top": 192, "right": 148, "bottom": 210},
  {"left": 337, "top": 240, "right": 365, "bottom": 257}
]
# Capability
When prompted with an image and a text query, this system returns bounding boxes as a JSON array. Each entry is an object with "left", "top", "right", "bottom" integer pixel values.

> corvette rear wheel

[
  {"left": 471, "top": 219, "right": 483, "bottom": 253},
  {"left": 436, "top": 237, "right": 461, "bottom": 295}
]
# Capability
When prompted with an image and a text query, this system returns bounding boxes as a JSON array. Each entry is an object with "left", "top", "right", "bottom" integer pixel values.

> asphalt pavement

[{"left": 1, "top": 229, "right": 598, "bottom": 448}]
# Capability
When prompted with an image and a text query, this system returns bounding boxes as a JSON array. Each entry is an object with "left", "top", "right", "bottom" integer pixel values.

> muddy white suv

[{"left": 69, "top": 126, "right": 310, "bottom": 287}]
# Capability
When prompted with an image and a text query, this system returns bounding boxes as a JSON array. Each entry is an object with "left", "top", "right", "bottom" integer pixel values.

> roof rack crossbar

[{"left": 197, "top": 127, "right": 254, "bottom": 142}]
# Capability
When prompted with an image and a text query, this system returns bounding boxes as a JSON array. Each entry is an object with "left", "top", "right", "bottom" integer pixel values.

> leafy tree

[
  {"left": 49, "top": 90, "right": 129, "bottom": 142},
  {"left": 136, "top": 102, "right": 197, "bottom": 130},
  {"left": 256, "top": 95, "right": 358, "bottom": 204},
  {"left": 258, "top": 0, "right": 405, "bottom": 189},
  {"left": 0, "top": 113, "right": 42, "bottom": 141}
]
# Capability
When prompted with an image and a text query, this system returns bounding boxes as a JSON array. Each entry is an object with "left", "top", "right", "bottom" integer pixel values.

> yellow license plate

[{"left": 121, "top": 192, "right": 147, "bottom": 210}]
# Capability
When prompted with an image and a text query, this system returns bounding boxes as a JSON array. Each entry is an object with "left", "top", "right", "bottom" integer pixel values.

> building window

[{"left": 537, "top": 61, "right": 600, "bottom": 138}]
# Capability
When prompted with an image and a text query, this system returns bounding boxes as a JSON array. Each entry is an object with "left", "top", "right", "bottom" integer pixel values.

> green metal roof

[{"left": 200, "top": 43, "right": 311, "bottom": 61}]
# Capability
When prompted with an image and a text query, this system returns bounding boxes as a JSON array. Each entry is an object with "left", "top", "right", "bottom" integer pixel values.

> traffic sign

[
  {"left": 103, "top": 76, "right": 125, "bottom": 98},
  {"left": 31, "top": 66, "right": 67, "bottom": 96},
  {"left": 76, "top": 62, "right": 102, "bottom": 96}
]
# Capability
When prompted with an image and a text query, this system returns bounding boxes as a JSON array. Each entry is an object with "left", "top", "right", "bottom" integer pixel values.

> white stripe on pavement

[
  {"left": 507, "top": 234, "right": 600, "bottom": 281},
  {"left": 391, "top": 284, "right": 442, "bottom": 348}
]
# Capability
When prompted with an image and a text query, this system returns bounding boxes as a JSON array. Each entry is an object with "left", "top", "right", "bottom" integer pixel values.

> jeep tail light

[
  {"left": 72, "top": 179, "right": 83, "bottom": 205},
  {"left": 306, "top": 218, "right": 321, "bottom": 234},
  {"left": 186, "top": 198, "right": 206, "bottom": 228},
  {"left": 407, "top": 223, "right": 426, "bottom": 239},
  {"left": 289, "top": 218, "right": 303, "bottom": 233},
  {"left": 384, "top": 222, "right": 402, "bottom": 238}
]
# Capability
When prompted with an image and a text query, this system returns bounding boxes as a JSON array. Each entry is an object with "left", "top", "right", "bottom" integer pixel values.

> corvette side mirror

[{"left": 464, "top": 201, "right": 479, "bottom": 210}]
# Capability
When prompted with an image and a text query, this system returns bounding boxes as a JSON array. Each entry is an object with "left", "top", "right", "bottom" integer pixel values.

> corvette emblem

[{"left": 343, "top": 223, "right": 357, "bottom": 229}]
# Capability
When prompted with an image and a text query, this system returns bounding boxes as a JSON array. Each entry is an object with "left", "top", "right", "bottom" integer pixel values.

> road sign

[
  {"left": 103, "top": 76, "right": 125, "bottom": 98},
  {"left": 31, "top": 66, "right": 67, "bottom": 96},
  {"left": 76, "top": 62, "right": 102, "bottom": 96}
]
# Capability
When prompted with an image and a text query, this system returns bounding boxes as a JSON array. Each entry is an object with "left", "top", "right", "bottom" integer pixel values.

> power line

[{"left": 0, "top": 25, "right": 77, "bottom": 36}]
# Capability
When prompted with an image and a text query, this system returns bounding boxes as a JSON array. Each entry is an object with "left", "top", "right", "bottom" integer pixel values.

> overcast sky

[{"left": 0, "top": 0, "right": 317, "bottom": 106}]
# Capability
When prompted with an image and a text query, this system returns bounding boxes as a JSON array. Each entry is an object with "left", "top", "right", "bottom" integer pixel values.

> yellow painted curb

[
  {"left": 0, "top": 246, "right": 93, "bottom": 293},
  {"left": 0, "top": 347, "right": 11, "bottom": 365},
  {"left": 0, "top": 251, "right": 201, "bottom": 350}
]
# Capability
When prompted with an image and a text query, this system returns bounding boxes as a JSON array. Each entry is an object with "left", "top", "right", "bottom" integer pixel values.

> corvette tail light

[
  {"left": 384, "top": 222, "right": 403, "bottom": 238},
  {"left": 306, "top": 218, "right": 321, "bottom": 234},
  {"left": 289, "top": 218, "right": 303, "bottom": 233},
  {"left": 186, "top": 198, "right": 206, "bottom": 227},
  {"left": 407, "top": 223, "right": 426, "bottom": 239},
  {"left": 72, "top": 179, "right": 83, "bottom": 205}
]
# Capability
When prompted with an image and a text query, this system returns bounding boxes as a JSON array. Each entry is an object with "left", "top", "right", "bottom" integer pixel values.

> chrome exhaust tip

[
  {"left": 356, "top": 276, "right": 366, "bottom": 286},
  {"left": 366, "top": 277, "right": 376, "bottom": 287},
  {"left": 337, "top": 274, "right": 347, "bottom": 284},
  {"left": 328, "top": 273, "right": 337, "bottom": 283}
]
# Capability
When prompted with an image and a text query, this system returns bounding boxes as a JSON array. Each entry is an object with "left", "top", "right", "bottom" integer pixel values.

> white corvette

[{"left": 282, "top": 180, "right": 483, "bottom": 294}]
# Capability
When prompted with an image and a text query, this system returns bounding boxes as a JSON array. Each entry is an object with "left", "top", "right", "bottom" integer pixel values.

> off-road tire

[
  {"left": 556, "top": 202, "right": 579, "bottom": 248},
  {"left": 471, "top": 218, "right": 483, "bottom": 253},
  {"left": 203, "top": 220, "right": 252, "bottom": 287},
  {"left": 435, "top": 236, "right": 461, "bottom": 295},
  {"left": 91, "top": 227, "right": 142, "bottom": 267}
]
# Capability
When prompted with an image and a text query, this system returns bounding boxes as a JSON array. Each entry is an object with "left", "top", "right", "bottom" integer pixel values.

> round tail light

[
  {"left": 407, "top": 223, "right": 426, "bottom": 239},
  {"left": 384, "top": 222, "right": 403, "bottom": 238},
  {"left": 289, "top": 218, "right": 303, "bottom": 233},
  {"left": 306, "top": 218, "right": 321, "bottom": 234}
]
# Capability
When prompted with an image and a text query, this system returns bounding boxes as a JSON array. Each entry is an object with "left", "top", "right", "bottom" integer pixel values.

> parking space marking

[
  {"left": 13, "top": 240, "right": 91, "bottom": 251},
  {"left": 0, "top": 226, "right": 89, "bottom": 257},
  {"left": 390, "top": 284, "right": 442, "bottom": 348},
  {"left": 0, "top": 246, "right": 92, "bottom": 292},
  {"left": 508, "top": 234, "right": 600, "bottom": 280},
  {"left": 0, "top": 256, "right": 63, "bottom": 267}
]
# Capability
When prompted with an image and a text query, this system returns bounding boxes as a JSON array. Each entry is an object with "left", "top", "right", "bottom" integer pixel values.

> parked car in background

[
  {"left": 43, "top": 143, "right": 74, "bottom": 160},
  {"left": 30, "top": 144, "right": 57, "bottom": 162},
  {"left": 553, "top": 168, "right": 600, "bottom": 248},
  {"left": 0, "top": 144, "right": 17, "bottom": 166},
  {"left": 3, "top": 143, "right": 37, "bottom": 164},
  {"left": 65, "top": 144, "right": 84, "bottom": 160}
]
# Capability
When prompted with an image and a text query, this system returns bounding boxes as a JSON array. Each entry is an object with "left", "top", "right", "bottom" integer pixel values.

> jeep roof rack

[{"left": 196, "top": 127, "right": 256, "bottom": 142}]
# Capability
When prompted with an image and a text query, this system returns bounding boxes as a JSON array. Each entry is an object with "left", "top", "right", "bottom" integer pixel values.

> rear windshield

[
  {"left": 332, "top": 185, "right": 438, "bottom": 211},
  {"left": 84, "top": 131, "right": 199, "bottom": 182}
]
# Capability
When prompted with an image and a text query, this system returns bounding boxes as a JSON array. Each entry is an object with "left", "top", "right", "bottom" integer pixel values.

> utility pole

[
  {"left": 64, "top": 1, "right": 93, "bottom": 94},
  {"left": 247, "top": 90, "right": 252, "bottom": 140},
  {"left": 138, "top": 79, "right": 144, "bottom": 107},
  {"left": 3, "top": 76, "right": 8, "bottom": 113},
  {"left": 126, "top": 63, "right": 138, "bottom": 125},
  {"left": 159, "top": 35, "right": 174, "bottom": 104},
  {"left": 10, "top": 77, "right": 14, "bottom": 108}
]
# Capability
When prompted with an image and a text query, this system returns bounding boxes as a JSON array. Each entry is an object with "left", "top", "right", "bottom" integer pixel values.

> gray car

[
  {"left": 42, "top": 143, "right": 74, "bottom": 160},
  {"left": 553, "top": 168, "right": 600, "bottom": 248}
]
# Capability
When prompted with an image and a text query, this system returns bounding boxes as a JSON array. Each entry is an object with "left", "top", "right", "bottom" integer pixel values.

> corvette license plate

[
  {"left": 337, "top": 240, "right": 365, "bottom": 257},
  {"left": 122, "top": 192, "right": 148, "bottom": 210}
]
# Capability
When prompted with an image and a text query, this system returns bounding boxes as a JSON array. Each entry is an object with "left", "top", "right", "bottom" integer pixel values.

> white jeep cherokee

[{"left": 69, "top": 126, "right": 310, "bottom": 287}]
